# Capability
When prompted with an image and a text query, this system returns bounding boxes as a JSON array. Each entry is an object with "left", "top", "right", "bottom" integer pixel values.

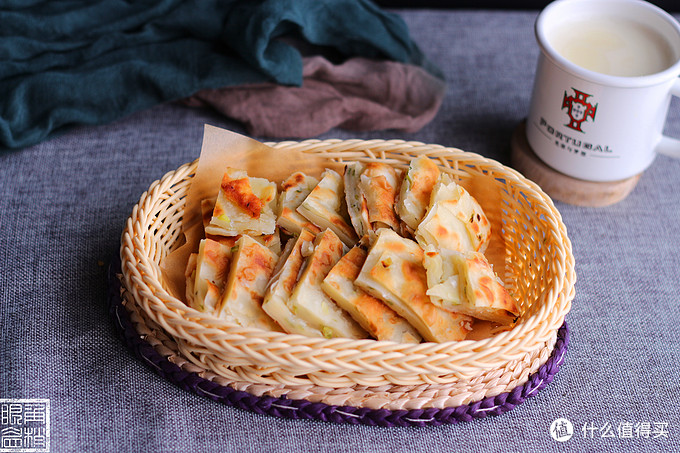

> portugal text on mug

[{"left": 537, "top": 117, "right": 615, "bottom": 158}]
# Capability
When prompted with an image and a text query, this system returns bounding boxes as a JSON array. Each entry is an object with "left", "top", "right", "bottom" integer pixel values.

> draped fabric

[{"left": 0, "top": 0, "right": 442, "bottom": 149}]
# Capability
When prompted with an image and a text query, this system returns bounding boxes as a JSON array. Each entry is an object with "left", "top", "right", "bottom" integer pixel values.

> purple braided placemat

[{"left": 108, "top": 256, "right": 569, "bottom": 427}]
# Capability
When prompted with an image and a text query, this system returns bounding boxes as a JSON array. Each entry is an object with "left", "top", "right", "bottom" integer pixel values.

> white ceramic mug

[{"left": 526, "top": 0, "right": 680, "bottom": 182}]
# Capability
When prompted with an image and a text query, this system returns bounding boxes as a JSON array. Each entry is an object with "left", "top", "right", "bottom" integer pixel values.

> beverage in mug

[
  {"left": 526, "top": 0, "right": 680, "bottom": 182},
  {"left": 550, "top": 17, "right": 675, "bottom": 77}
]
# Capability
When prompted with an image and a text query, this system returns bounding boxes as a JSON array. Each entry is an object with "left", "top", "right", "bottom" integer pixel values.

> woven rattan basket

[{"left": 120, "top": 139, "right": 575, "bottom": 391}]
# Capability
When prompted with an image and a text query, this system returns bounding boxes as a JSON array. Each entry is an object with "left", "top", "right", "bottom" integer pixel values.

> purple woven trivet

[{"left": 107, "top": 256, "right": 569, "bottom": 427}]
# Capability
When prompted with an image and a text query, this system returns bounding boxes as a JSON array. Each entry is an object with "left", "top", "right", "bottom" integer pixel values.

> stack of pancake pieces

[{"left": 183, "top": 155, "right": 520, "bottom": 345}]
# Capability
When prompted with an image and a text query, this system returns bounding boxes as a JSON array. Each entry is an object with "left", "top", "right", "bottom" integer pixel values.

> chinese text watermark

[
  {"left": 550, "top": 418, "right": 669, "bottom": 443},
  {"left": 0, "top": 400, "right": 50, "bottom": 453}
]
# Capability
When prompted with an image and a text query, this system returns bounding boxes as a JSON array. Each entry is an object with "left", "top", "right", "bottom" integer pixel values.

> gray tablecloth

[{"left": 2, "top": 9, "right": 679, "bottom": 453}]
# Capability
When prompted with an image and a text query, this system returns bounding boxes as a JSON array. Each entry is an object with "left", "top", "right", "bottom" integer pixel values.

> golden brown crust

[
  {"left": 261, "top": 230, "right": 322, "bottom": 337},
  {"left": 344, "top": 163, "right": 370, "bottom": 238},
  {"left": 281, "top": 171, "right": 307, "bottom": 191},
  {"left": 408, "top": 158, "right": 440, "bottom": 208},
  {"left": 207, "top": 169, "right": 277, "bottom": 237},
  {"left": 288, "top": 229, "right": 367, "bottom": 339},
  {"left": 282, "top": 231, "right": 316, "bottom": 294},
  {"left": 396, "top": 156, "right": 441, "bottom": 231},
  {"left": 190, "top": 238, "right": 233, "bottom": 313},
  {"left": 361, "top": 163, "right": 400, "bottom": 230},
  {"left": 464, "top": 252, "right": 518, "bottom": 315},
  {"left": 415, "top": 178, "right": 490, "bottom": 253},
  {"left": 220, "top": 175, "right": 262, "bottom": 219},
  {"left": 366, "top": 250, "right": 470, "bottom": 342},
  {"left": 297, "top": 169, "right": 357, "bottom": 246},
  {"left": 355, "top": 229, "right": 473, "bottom": 342},
  {"left": 425, "top": 249, "right": 518, "bottom": 325},
  {"left": 188, "top": 161, "right": 506, "bottom": 342},
  {"left": 203, "top": 239, "right": 232, "bottom": 283},
  {"left": 218, "top": 235, "right": 281, "bottom": 331},
  {"left": 279, "top": 207, "right": 321, "bottom": 234},
  {"left": 306, "top": 230, "right": 345, "bottom": 278},
  {"left": 322, "top": 246, "right": 421, "bottom": 343}
]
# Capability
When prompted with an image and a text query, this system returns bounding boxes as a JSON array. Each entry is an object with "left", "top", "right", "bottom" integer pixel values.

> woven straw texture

[
  {"left": 120, "top": 139, "right": 575, "bottom": 388},
  {"left": 109, "top": 256, "right": 570, "bottom": 426}
]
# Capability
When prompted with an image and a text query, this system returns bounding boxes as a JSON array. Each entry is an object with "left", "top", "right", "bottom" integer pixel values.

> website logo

[{"left": 550, "top": 418, "right": 574, "bottom": 442}]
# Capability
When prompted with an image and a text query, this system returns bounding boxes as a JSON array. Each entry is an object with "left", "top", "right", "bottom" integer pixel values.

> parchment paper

[{"left": 161, "top": 125, "right": 341, "bottom": 300}]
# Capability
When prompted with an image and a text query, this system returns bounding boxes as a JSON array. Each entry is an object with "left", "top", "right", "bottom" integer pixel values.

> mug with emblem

[{"left": 526, "top": 0, "right": 680, "bottom": 182}]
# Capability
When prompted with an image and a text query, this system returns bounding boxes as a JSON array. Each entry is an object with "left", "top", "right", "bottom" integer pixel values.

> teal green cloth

[{"left": 0, "top": 0, "right": 440, "bottom": 149}]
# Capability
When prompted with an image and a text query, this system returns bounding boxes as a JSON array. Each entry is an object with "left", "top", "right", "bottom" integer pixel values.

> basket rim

[
  {"left": 120, "top": 138, "right": 575, "bottom": 383},
  {"left": 110, "top": 254, "right": 571, "bottom": 425}
]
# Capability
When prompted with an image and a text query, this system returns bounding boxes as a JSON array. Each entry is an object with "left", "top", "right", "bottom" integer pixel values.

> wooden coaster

[{"left": 510, "top": 120, "right": 641, "bottom": 207}]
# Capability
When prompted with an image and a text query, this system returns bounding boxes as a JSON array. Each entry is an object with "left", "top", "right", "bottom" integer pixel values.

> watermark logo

[
  {"left": 562, "top": 88, "right": 597, "bottom": 132},
  {"left": 0, "top": 400, "right": 50, "bottom": 453},
  {"left": 549, "top": 418, "right": 670, "bottom": 442},
  {"left": 582, "top": 421, "right": 669, "bottom": 439},
  {"left": 550, "top": 418, "right": 574, "bottom": 442}
]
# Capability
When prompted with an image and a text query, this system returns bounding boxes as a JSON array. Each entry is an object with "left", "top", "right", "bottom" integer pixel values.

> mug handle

[{"left": 656, "top": 77, "right": 680, "bottom": 157}]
